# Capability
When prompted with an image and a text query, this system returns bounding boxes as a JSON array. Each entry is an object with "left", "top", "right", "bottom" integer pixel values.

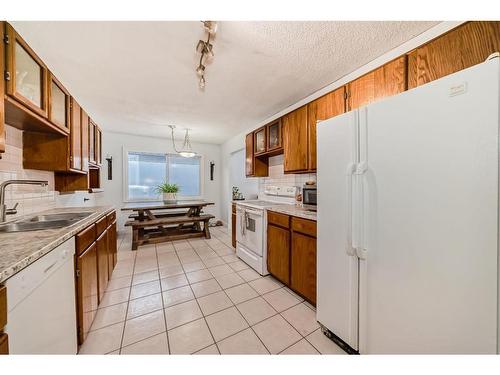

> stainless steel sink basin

[
  {"left": 0, "top": 212, "right": 92, "bottom": 233},
  {"left": 21, "top": 212, "right": 91, "bottom": 223},
  {"left": 0, "top": 220, "right": 72, "bottom": 233}
]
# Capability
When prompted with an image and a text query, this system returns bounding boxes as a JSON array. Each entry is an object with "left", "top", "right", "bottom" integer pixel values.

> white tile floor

[{"left": 78, "top": 226, "right": 346, "bottom": 355}]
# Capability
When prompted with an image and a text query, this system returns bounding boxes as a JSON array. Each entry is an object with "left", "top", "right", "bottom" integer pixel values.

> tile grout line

[
  {"left": 103, "top": 234, "right": 324, "bottom": 354},
  {"left": 117, "top": 248, "right": 137, "bottom": 354},
  {"left": 153, "top": 243, "right": 172, "bottom": 355},
  {"left": 303, "top": 327, "right": 328, "bottom": 354},
  {"left": 209, "top": 269, "right": 272, "bottom": 354},
  {"left": 89, "top": 282, "right": 303, "bottom": 334},
  {"left": 176, "top": 247, "right": 220, "bottom": 354}
]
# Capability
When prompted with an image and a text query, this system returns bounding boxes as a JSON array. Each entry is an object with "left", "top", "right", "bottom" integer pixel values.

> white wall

[
  {"left": 229, "top": 148, "right": 258, "bottom": 200},
  {"left": 100, "top": 131, "right": 222, "bottom": 232},
  {"left": 220, "top": 21, "right": 464, "bottom": 226}
]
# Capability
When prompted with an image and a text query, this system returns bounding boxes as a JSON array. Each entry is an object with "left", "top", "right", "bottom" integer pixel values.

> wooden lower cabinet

[
  {"left": 96, "top": 231, "right": 109, "bottom": 303},
  {"left": 291, "top": 232, "right": 317, "bottom": 305},
  {"left": 0, "top": 334, "right": 8, "bottom": 355},
  {"left": 76, "top": 243, "right": 98, "bottom": 344},
  {"left": 266, "top": 212, "right": 317, "bottom": 304},
  {"left": 0, "top": 284, "right": 7, "bottom": 354},
  {"left": 108, "top": 221, "right": 117, "bottom": 276},
  {"left": 75, "top": 210, "right": 117, "bottom": 346},
  {"left": 231, "top": 203, "right": 237, "bottom": 248},
  {"left": 267, "top": 224, "right": 290, "bottom": 285}
]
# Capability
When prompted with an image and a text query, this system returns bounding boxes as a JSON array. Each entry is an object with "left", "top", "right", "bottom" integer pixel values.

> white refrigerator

[{"left": 317, "top": 57, "right": 500, "bottom": 354}]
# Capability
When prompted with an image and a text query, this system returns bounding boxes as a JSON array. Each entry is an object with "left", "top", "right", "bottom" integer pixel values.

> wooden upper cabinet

[
  {"left": 307, "top": 87, "right": 346, "bottom": 171},
  {"left": 409, "top": 21, "right": 500, "bottom": 89},
  {"left": 283, "top": 106, "right": 308, "bottom": 173},
  {"left": 96, "top": 128, "right": 102, "bottom": 165},
  {"left": 348, "top": 56, "right": 407, "bottom": 111},
  {"left": 5, "top": 23, "right": 48, "bottom": 118},
  {"left": 89, "top": 120, "right": 96, "bottom": 165},
  {"left": 266, "top": 119, "right": 282, "bottom": 152},
  {"left": 70, "top": 98, "right": 82, "bottom": 171},
  {"left": 81, "top": 110, "right": 90, "bottom": 172},
  {"left": 48, "top": 73, "right": 70, "bottom": 132},
  {"left": 245, "top": 133, "right": 254, "bottom": 176},
  {"left": 0, "top": 25, "right": 5, "bottom": 155},
  {"left": 254, "top": 126, "right": 266, "bottom": 155}
]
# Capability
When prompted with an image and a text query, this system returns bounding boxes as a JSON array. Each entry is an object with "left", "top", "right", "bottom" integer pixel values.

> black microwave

[{"left": 302, "top": 185, "right": 317, "bottom": 205}]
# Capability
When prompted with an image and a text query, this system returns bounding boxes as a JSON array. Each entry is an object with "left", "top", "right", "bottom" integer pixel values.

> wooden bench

[
  {"left": 125, "top": 214, "right": 214, "bottom": 250},
  {"left": 128, "top": 212, "right": 187, "bottom": 220}
]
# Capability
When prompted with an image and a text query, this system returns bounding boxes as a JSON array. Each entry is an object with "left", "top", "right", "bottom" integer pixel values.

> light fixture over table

[
  {"left": 168, "top": 125, "right": 197, "bottom": 158},
  {"left": 196, "top": 21, "right": 217, "bottom": 89}
]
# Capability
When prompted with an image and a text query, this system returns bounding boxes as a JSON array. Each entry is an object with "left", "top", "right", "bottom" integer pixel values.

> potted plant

[{"left": 155, "top": 183, "right": 179, "bottom": 203}]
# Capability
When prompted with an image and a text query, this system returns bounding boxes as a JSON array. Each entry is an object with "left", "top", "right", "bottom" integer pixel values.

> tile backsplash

[
  {"left": 0, "top": 125, "right": 56, "bottom": 220},
  {"left": 257, "top": 154, "right": 316, "bottom": 197}
]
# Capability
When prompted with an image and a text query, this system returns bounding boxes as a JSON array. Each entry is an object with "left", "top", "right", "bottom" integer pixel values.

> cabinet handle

[{"left": 43, "top": 261, "right": 58, "bottom": 274}]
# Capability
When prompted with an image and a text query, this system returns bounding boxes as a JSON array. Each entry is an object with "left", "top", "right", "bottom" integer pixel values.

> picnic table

[{"left": 121, "top": 200, "right": 215, "bottom": 250}]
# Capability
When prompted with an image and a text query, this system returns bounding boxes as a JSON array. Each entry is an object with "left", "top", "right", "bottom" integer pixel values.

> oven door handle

[{"left": 241, "top": 209, "right": 246, "bottom": 235}]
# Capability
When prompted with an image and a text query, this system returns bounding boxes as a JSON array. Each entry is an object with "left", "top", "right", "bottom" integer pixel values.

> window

[{"left": 125, "top": 151, "right": 202, "bottom": 201}]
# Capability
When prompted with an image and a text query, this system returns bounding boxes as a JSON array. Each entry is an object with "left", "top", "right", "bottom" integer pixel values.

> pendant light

[{"left": 169, "top": 125, "right": 197, "bottom": 158}]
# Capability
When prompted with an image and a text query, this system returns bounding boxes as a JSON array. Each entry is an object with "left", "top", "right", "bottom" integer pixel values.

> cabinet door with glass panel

[
  {"left": 4, "top": 23, "right": 48, "bottom": 117},
  {"left": 266, "top": 119, "right": 282, "bottom": 152},
  {"left": 254, "top": 126, "right": 266, "bottom": 155},
  {"left": 48, "top": 73, "right": 70, "bottom": 132}
]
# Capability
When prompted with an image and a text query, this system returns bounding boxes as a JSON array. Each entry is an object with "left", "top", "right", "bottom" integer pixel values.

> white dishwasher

[{"left": 5, "top": 237, "right": 77, "bottom": 354}]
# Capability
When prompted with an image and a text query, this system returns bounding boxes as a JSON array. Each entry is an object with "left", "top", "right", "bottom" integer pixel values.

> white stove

[{"left": 235, "top": 186, "right": 296, "bottom": 275}]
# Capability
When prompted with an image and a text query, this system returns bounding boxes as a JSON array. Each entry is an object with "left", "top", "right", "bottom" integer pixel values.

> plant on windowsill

[{"left": 155, "top": 183, "right": 180, "bottom": 203}]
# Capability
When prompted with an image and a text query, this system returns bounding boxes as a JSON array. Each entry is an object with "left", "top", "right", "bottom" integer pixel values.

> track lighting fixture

[
  {"left": 202, "top": 21, "right": 218, "bottom": 35},
  {"left": 195, "top": 21, "right": 217, "bottom": 90}
]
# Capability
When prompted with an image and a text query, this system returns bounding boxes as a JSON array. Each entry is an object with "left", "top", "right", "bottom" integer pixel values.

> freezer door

[
  {"left": 317, "top": 110, "right": 360, "bottom": 350},
  {"left": 358, "top": 59, "right": 499, "bottom": 354}
]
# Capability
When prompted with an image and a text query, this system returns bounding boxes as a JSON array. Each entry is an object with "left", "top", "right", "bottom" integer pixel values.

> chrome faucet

[{"left": 0, "top": 180, "right": 49, "bottom": 223}]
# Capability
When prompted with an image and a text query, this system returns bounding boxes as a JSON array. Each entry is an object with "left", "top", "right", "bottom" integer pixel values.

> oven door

[{"left": 236, "top": 206, "right": 264, "bottom": 256}]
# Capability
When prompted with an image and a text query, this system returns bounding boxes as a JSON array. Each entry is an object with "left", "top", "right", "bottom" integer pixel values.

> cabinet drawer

[
  {"left": 95, "top": 216, "right": 107, "bottom": 237},
  {"left": 291, "top": 217, "right": 316, "bottom": 237},
  {"left": 267, "top": 211, "right": 290, "bottom": 229},
  {"left": 107, "top": 211, "right": 116, "bottom": 226},
  {"left": 0, "top": 285, "right": 6, "bottom": 330},
  {"left": 0, "top": 333, "right": 8, "bottom": 354},
  {"left": 76, "top": 224, "right": 96, "bottom": 255}
]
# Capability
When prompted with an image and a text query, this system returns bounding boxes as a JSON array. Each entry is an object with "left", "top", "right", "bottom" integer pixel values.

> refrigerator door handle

[
  {"left": 346, "top": 163, "right": 357, "bottom": 256},
  {"left": 354, "top": 162, "right": 368, "bottom": 260}
]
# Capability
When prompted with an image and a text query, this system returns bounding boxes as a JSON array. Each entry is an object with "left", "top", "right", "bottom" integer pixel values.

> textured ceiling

[{"left": 11, "top": 21, "right": 439, "bottom": 144}]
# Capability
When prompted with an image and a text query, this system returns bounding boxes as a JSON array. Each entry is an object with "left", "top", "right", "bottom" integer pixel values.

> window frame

[{"left": 122, "top": 148, "right": 204, "bottom": 203}]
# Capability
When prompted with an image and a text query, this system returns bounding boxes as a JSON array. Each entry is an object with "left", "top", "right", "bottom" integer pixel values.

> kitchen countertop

[
  {"left": 267, "top": 204, "right": 317, "bottom": 221},
  {"left": 0, "top": 205, "right": 115, "bottom": 283}
]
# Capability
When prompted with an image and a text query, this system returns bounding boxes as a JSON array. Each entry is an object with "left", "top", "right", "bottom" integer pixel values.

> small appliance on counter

[
  {"left": 232, "top": 186, "right": 245, "bottom": 200},
  {"left": 302, "top": 184, "right": 317, "bottom": 206}
]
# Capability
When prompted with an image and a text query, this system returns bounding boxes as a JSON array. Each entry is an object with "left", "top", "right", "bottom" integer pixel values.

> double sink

[{"left": 0, "top": 212, "right": 92, "bottom": 233}]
